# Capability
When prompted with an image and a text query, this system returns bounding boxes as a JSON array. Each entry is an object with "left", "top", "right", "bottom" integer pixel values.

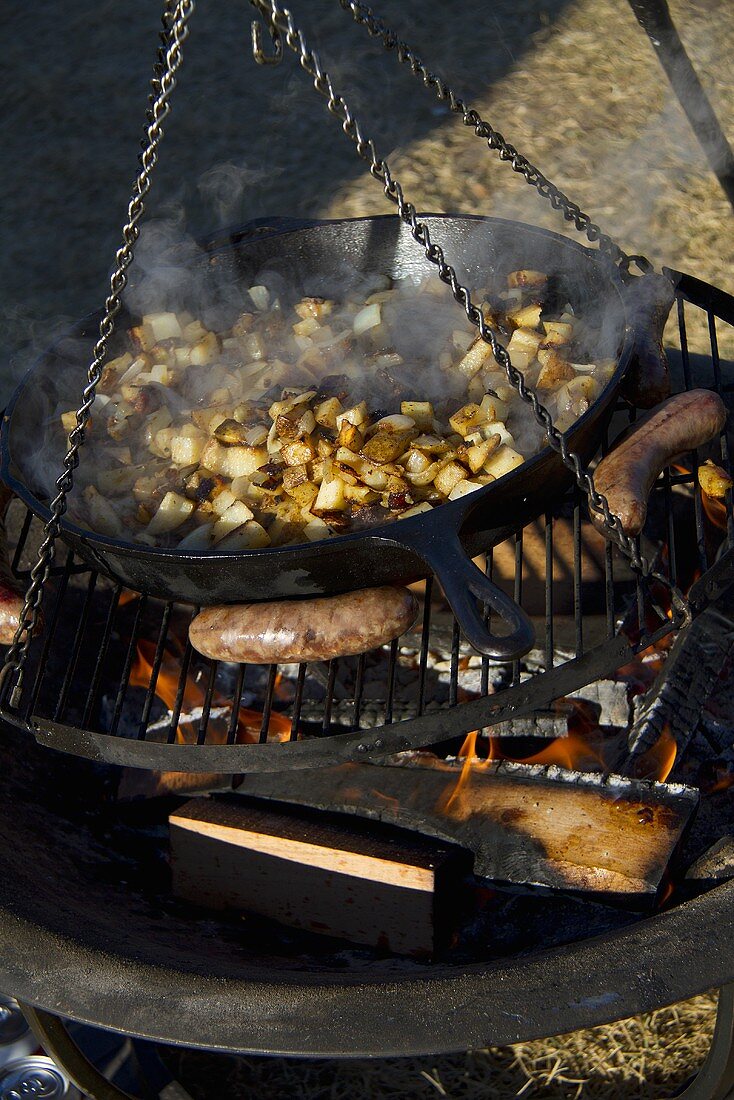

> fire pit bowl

[{"left": 0, "top": 725, "right": 731, "bottom": 1059}]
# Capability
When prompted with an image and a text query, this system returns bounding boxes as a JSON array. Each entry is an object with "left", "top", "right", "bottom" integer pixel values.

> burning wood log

[
  {"left": 169, "top": 796, "right": 471, "bottom": 957},
  {"left": 234, "top": 756, "right": 698, "bottom": 905}
]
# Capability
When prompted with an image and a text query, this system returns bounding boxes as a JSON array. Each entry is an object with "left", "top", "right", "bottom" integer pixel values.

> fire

[
  {"left": 129, "top": 639, "right": 291, "bottom": 744},
  {"left": 701, "top": 490, "right": 728, "bottom": 532},
  {"left": 627, "top": 725, "right": 677, "bottom": 783},
  {"left": 440, "top": 707, "right": 679, "bottom": 813}
]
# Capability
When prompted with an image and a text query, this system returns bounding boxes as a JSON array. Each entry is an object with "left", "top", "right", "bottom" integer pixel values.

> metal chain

[
  {"left": 248, "top": 0, "right": 668, "bottom": 590},
  {"left": 0, "top": 0, "right": 195, "bottom": 706},
  {"left": 337, "top": 0, "right": 656, "bottom": 276}
]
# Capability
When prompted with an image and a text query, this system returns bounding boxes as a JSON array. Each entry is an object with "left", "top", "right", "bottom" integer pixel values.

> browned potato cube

[
  {"left": 360, "top": 430, "right": 413, "bottom": 465},
  {"left": 337, "top": 422, "right": 364, "bottom": 451},
  {"left": 537, "top": 353, "right": 575, "bottom": 391},
  {"left": 433, "top": 461, "right": 468, "bottom": 498},
  {"left": 281, "top": 438, "right": 317, "bottom": 466}
]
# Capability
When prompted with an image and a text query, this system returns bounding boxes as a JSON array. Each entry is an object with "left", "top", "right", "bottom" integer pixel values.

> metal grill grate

[{"left": 2, "top": 270, "right": 733, "bottom": 772}]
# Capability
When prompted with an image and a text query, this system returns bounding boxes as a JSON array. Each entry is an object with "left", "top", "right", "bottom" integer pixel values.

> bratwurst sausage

[
  {"left": 189, "top": 586, "right": 419, "bottom": 664},
  {"left": 591, "top": 389, "right": 727, "bottom": 538},
  {"left": 620, "top": 272, "right": 675, "bottom": 409}
]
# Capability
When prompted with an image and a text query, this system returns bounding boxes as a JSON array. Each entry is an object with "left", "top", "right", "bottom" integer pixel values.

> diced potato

[
  {"left": 507, "top": 327, "right": 543, "bottom": 370},
  {"left": 295, "top": 297, "right": 333, "bottom": 321},
  {"left": 337, "top": 422, "right": 364, "bottom": 451},
  {"left": 465, "top": 434, "right": 502, "bottom": 474},
  {"left": 151, "top": 427, "right": 175, "bottom": 459},
  {"left": 210, "top": 489, "right": 237, "bottom": 517},
  {"left": 483, "top": 445, "right": 524, "bottom": 479},
  {"left": 508, "top": 304, "right": 542, "bottom": 329},
  {"left": 699, "top": 459, "right": 732, "bottom": 500},
  {"left": 182, "top": 319, "right": 209, "bottom": 345},
  {"left": 361, "top": 430, "right": 413, "bottom": 465},
  {"left": 170, "top": 424, "right": 207, "bottom": 466},
  {"left": 293, "top": 316, "right": 319, "bottom": 338},
  {"left": 145, "top": 312, "right": 183, "bottom": 342},
  {"left": 281, "top": 438, "right": 316, "bottom": 466},
  {"left": 200, "top": 438, "right": 268, "bottom": 479},
  {"left": 507, "top": 270, "right": 547, "bottom": 289},
  {"left": 344, "top": 483, "right": 379, "bottom": 504},
  {"left": 478, "top": 393, "right": 509, "bottom": 423},
  {"left": 130, "top": 322, "right": 156, "bottom": 351},
  {"left": 190, "top": 331, "right": 220, "bottom": 366},
  {"left": 269, "top": 391, "right": 316, "bottom": 419},
  {"left": 99, "top": 353, "right": 133, "bottom": 392},
  {"left": 456, "top": 335, "right": 493, "bottom": 379},
  {"left": 449, "top": 403, "right": 486, "bottom": 438},
  {"left": 146, "top": 491, "right": 195, "bottom": 535},
  {"left": 448, "top": 479, "right": 484, "bottom": 501},
  {"left": 217, "top": 520, "right": 271, "bottom": 550},
  {"left": 314, "top": 397, "right": 343, "bottom": 430},
  {"left": 537, "top": 353, "right": 576, "bottom": 391},
  {"left": 303, "top": 517, "right": 331, "bottom": 542},
  {"left": 542, "top": 320, "right": 574, "bottom": 345},
  {"left": 284, "top": 481, "right": 319, "bottom": 509},
  {"left": 400, "top": 401, "right": 434, "bottom": 431},
  {"left": 404, "top": 448, "right": 432, "bottom": 475},
  {"left": 184, "top": 468, "right": 229, "bottom": 502},
  {"left": 211, "top": 500, "right": 256, "bottom": 544},
  {"left": 60, "top": 410, "right": 79, "bottom": 435},
  {"left": 433, "top": 461, "right": 468, "bottom": 498},
  {"left": 336, "top": 401, "right": 368, "bottom": 430},
  {"left": 313, "top": 476, "right": 347, "bottom": 513}
]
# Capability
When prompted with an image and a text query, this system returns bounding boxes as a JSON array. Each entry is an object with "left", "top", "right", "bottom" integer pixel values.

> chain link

[
  {"left": 0, "top": 0, "right": 195, "bottom": 706},
  {"left": 337, "top": 0, "right": 655, "bottom": 276},
  {"left": 248, "top": 0, "right": 669, "bottom": 589}
]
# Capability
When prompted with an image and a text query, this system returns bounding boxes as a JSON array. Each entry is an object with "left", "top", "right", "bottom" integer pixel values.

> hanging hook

[{"left": 251, "top": 9, "right": 283, "bottom": 66}]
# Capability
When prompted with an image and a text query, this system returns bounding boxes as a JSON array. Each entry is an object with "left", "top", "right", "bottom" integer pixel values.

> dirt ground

[{"left": 3, "top": 0, "right": 733, "bottom": 1093}]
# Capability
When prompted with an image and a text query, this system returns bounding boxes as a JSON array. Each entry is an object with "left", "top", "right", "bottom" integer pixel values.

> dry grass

[
  {"left": 167, "top": 992, "right": 718, "bottom": 1099},
  {"left": 324, "top": 0, "right": 734, "bottom": 357}
]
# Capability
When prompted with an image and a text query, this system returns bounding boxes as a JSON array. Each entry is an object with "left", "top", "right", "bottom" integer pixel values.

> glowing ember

[{"left": 128, "top": 639, "right": 291, "bottom": 744}]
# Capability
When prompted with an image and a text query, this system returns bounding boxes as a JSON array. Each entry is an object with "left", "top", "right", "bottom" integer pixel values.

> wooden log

[
  {"left": 169, "top": 796, "right": 472, "bottom": 957},
  {"left": 235, "top": 758, "right": 698, "bottom": 906}
]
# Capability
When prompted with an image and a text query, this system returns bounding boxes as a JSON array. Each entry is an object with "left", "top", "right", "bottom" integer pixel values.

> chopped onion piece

[{"left": 353, "top": 302, "right": 381, "bottom": 335}]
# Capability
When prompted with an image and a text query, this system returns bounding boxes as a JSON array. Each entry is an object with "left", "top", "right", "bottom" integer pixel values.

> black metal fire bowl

[{"left": 0, "top": 723, "right": 730, "bottom": 1058}]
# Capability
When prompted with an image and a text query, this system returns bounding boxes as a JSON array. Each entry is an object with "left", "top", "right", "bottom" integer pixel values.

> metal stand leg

[
  {"left": 19, "top": 1004, "right": 194, "bottom": 1100},
  {"left": 627, "top": 0, "right": 734, "bottom": 211},
  {"left": 674, "top": 987, "right": 734, "bottom": 1099}
]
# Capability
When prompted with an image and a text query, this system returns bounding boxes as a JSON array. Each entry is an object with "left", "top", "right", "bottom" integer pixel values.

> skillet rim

[{"left": 0, "top": 212, "right": 634, "bottom": 565}]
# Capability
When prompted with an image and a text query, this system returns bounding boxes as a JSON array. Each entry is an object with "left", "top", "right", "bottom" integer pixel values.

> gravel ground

[{"left": 3, "top": 0, "right": 733, "bottom": 1093}]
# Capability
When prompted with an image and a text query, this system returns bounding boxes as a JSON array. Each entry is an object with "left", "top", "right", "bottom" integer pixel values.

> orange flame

[
  {"left": 129, "top": 639, "right": 291, "bottom": 744},
  {"left": 628, "top": 725, "right": 677, "bottom": 783},
  {"left": 440, "top": 705, "right": 679, "bottom": 813},
  {"left": 701, "top": 491, "right": 728, "bottom": 533}
]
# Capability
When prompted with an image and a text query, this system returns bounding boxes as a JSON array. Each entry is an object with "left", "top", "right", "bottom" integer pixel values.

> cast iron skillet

[{"left": 0, "top": 214, "right": 634, "bottom": 660}]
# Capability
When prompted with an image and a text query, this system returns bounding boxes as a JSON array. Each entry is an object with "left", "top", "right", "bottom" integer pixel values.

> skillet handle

[{"left": 411, "top": 529, "right": 535, "bottom": 661}]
